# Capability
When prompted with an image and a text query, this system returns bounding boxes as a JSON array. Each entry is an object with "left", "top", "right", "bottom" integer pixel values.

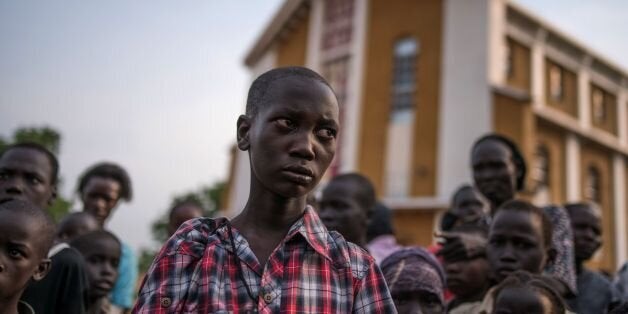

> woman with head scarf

[{"left": 381, "top": 247, "right": 446, "bottom": 314}]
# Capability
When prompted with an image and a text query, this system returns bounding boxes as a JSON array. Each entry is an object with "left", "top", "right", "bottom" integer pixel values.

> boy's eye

[
  {"left": 28, "top": 175, "right": 42, "bottom": 185},
  {"left": 275, "top": 118, "right": 296, "bottom": 130},
  {"left": 8, "top": 248, "right": 23, "bottom": 258},
  {"left": 316, "top": 128, "right": 337, "bottom": 140}
]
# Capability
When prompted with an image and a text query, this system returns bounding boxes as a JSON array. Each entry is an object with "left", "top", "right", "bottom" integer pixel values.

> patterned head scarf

[
  {"left": 380, "top": 247, "right": 446, "bottom": 305},
  {"left": 543, "top": 205, "right": 577, "bottom": 295}
]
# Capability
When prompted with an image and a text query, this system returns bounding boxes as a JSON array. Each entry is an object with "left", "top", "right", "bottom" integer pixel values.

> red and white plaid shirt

[{"left": 133, "top": 207, "right": 396, "bottom": 313}]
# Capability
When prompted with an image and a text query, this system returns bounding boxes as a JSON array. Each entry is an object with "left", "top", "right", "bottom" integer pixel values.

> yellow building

[{"left": 223, "top": 0, "right": 628, "bottom": 272}]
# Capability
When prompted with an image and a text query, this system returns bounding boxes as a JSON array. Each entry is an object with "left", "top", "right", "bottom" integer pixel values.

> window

[
  {"left": 391, "top": 38, "right": 418, "bottom": 120},
  {"left": 549, "top": 63, "right": 563, "bottom": 101},
  {"left": 592, "top": 88, "right": 606, "bottom": 123},
  {"left": 533, "top": 145, "right": 550, "bottom": 188},
  {"left": 584, "top": 166, "right": 601, "bottom": 203},
  {"left": 322, "top": 0, "right": 354, "bottom": 51},
  {"left": 504, "top": 39, "right": 513, "bottom": 78}
]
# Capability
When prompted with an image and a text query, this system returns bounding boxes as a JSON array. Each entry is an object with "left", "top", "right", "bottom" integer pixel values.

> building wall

[
  {"left": 580, "top": 141, "right": 616, "bottom": 271},
  {"left": 276, "top": 13, "right": 310, "bottom": 67},
  {"left": 392, "top": 210, "right": 436, "bottom": 246},
  {"left": 358, "top": 0, "right": 443, "bottom": 197}
]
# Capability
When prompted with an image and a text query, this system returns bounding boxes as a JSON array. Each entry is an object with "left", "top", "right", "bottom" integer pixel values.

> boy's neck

[
  {"left": 0, "top": 297, "right": 19, "bottom": 314},
  {"left": 457, "top": 286, "right": 488, "bottom": 304},
  {"left": 234, "top": 185, "right": 307, "bottom": 233},
  {"left": 575, "top": 260, "right": 585, "bottom": 274}
]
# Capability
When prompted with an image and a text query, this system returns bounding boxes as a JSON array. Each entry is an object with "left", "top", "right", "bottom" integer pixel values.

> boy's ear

[
  {"left": 32, "top": 258, "right": 51, "bottom": 281},
  {"left": 237, "top": 115, "right": 252, "bottom": 151},
  {"left": 47, "top": 185, "right": 58, "bottom": 207}
]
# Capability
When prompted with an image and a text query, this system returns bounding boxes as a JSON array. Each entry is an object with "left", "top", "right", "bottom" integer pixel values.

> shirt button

[
  {"left": 160, "top": 297, "right": 172, "bottom": 307},
  {"left": 263, "top": 293, "right": 273, "bottom": 303}
]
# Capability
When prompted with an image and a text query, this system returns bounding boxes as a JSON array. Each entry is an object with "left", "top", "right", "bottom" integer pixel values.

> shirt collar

[
  {"left": 217, "top": 206, "right": 332, "bottom": 262},
  {"left": 284, "top": 206, "right": 332, "bottom": 261}
]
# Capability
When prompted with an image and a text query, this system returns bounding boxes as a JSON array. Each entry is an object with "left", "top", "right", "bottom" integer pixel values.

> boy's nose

[{"left": 289, "top": 133, "right": 315, "bottom": 160}]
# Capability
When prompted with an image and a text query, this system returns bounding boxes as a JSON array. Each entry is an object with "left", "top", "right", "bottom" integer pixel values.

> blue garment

[{"left": 110, "top": 242, "right": 138, "bottom": 309}]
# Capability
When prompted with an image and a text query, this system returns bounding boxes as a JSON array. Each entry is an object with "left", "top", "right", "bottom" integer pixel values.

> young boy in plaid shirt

[{"left": 134, "top": 67, "right": 395, "bottom": 313}]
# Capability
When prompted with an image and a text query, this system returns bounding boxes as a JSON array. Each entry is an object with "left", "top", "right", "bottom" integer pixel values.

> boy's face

[
  {"left": 0, "top": 148, "right": 56, "bottom": 209},
  {"left": 81, "top": 237, "right": 121, "bottom": 299},
  {"left": 445, "top": 256, "right": 490, "bottom": 298},
  {"left": 569, "top": 205, "right": 602, "bottom": 262},
  {"left": 493, "top": 287, "right": 553, "bottom": 314},
  {"left": 168, "top": 204, "right": 203, "bottom": 236},
  {"left": 238, "top": 77, "right": 339, "bottom": 199},
  {"left": 81, "top": 176, "right": 121, "bottom": 227},
  {"left": 392, "top": 291, "right": 444, "bottom": 314},
  {"left": 319, "top": 180, "right": 369, "bottom": 245},
  {"left": 452, "top": 188, "right": 489, "bottom": 222},
  {"left": 487, "top": 210, "right": 548, "bottom": 283},
  {"left": 0, "top": 210, "right": 51, "bottom": 300},
  {"left": 472, "top": 140, "right": 517, "bottom": 209}
]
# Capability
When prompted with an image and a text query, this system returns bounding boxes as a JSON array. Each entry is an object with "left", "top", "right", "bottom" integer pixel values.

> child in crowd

[
  {"left": 77, "top": 162, "right": 137, "bottom": 312},
  {"left": 71, "top": 230, "right": 122, "bottom": 314},
  {"left": 366, "top": 202, "right": 402, "bottom": 265},
  {"left": 381, "top": 247, "right": 446, "bottom": 314},
  {"left": 318, "top": 173, "right": 376, "bottom": 248},
  {"left": 167, "top": 200, "right": 204, "bottom": 237},
  {"left": 490, "top": 271, "right": 567, "bottom": 314},
  {"left": 135, "top": 67, "right": 395, "bottom": 312},
  {"left": 479, "top": 199, "right": 557, "bottom": 312},
  {"left": 440, "top": 184, "right": 490, "bottom": 232},
  {"left": 565, "top": 202, "right": 619, "bottom": 313},
  {"left": 0, "top": 200, "right": 56, "bottom": 314},
  {"left": 57, "top": 212, "right": 100, "bottom": 242},
  {"left": 0, "top": 143, "right": 89, "bottom": 314},
  {"left": 443, "top": 224, "right": 491, "bottom": 314}
]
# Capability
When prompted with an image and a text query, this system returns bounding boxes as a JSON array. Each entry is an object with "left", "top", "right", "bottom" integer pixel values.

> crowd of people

[{"left": 2, "top": 66, "right": 628, "bottom": 313}]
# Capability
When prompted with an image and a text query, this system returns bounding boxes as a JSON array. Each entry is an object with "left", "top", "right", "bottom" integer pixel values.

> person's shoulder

[
  {"left": 52, "top": 246, "right": 86, "bottom": 267},
  {"left": 157, "top": 216, "right": 226, "bottom": 258},
  {"left": 327, "top": 231, "right": 376, "bottom": 279}
]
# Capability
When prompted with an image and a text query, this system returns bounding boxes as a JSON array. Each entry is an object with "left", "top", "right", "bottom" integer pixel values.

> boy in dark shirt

[
  {"left": 0, "top": 143, "right": 89, "bottom": 314},
  {"left": 71, "top": 230, "right": 122, "bottom": 314},
  {"left": 0, "top": 200, "right": 56, "bottom": 314},
  {"left": 566, "top": 202, "right": 619, "bottom": 313}
]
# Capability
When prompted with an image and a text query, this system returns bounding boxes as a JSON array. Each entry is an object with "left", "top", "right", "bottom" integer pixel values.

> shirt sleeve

[
  {"left": 349, "top": 246, "right": 397, "bottom": 313},
  {"left": 133, "top": 218, "right": 212, "bottom": 313}
]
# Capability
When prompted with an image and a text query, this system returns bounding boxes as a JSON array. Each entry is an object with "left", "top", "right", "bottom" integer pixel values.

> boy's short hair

[
  {"left": 77, "top": 162, "right": 133, "bottom": 201},
  {"left": 0, "top": 142, "right": 59, "bottom": 184},
  {"left": 0, "top": 199, "right": 56, "bottom": 256},
  {"left": 328, "top": 173, "right": 376, "bottom": 215},
  {"left": 472, "top": 134, "right": 527, "bottom": 191},
  {"left": 168, "top": 199, "right": 204, "bottom": 220},
  {"left": 246, "top": 66, "right": 335, "bottom": 118},
  {"left": 564, "top": 202, "right": 601, "bottom": 218},
  {"left": 492, "top": 270, "right": 566, "bottom": 313},
  {"left": 70, "top": 230, "right": 121, "bottom": 254},
  {"left": 496, "top": 200, "right": 553, "bottom": 248},
  {"left": 366, "top": 202, "right": 394, "bottom": 241},
  {"left": 57, "top": 212, "right": 98, "bottom": 237}
]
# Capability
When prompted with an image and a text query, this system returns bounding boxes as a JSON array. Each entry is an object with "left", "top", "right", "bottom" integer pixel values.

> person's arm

[
  {"left": 350, "top": 247, "right": 397, "bottom": 313},
  {"left": 133, "top": 219, "right": 211, "bottom": 313}
]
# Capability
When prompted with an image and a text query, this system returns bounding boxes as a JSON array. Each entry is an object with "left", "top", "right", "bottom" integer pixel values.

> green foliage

[{"left": 1, "top": 126, "right": 71, "bottom": 220}]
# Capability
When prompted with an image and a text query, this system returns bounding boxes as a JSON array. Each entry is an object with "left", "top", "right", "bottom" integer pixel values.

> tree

[
  {"left": 138, "top": 181, "right": 226, "bottom": 273},
  {"left": 0, "top": 126, "right": 71, "bottom": 221}
]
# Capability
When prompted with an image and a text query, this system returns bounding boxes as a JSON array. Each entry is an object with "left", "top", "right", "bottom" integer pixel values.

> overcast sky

[{"left": 1, "top": 0, "right": 626, "bottom": 253}]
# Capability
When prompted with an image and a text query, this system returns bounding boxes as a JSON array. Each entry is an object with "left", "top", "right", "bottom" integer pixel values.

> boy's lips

[{"left": 282, "top": 165, "right": 314, "bottom": 184}]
